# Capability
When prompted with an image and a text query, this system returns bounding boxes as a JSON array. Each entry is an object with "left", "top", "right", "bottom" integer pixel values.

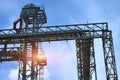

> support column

[
  {"left": 76, "top": 34, "right": 97, "bottom": 80},
  {"left": 22, "top": 43, "right": 27, "bottom": 80},
  {"left": 18, "top": 43, "right": 28, "bottom": 80},
  {"left": 102, "top": 31, "right": 118, "bottom": 80},
  {"left": 31, "top": 43, "right": 38, "bottom": 80}
]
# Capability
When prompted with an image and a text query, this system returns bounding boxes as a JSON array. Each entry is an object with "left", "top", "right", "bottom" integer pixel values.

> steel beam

[
  {"left": 0, "top": 22, "right": 107, "bottom": 44},
  {"left": 0, "top": 47, "right": 20, "bottom": 61}
]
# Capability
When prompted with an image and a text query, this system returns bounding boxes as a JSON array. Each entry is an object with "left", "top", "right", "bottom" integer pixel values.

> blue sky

[{"left": 0, "top": 0, "right": 120, "bottom": 80}]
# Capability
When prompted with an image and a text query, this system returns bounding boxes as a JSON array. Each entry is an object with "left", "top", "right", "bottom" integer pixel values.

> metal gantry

[{"left": 0, "top": 3, "right": 118, "bottom": 80}]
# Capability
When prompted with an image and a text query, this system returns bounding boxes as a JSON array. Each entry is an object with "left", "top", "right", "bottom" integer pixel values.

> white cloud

[
  {"left": 44, "top": 67, "right": 51, "bottom": 80},
  {"left": 42, "top": 41, "right": 77, "bottom": 80},
  {"left": 8, "top": 66, "right": 51, "bottom": 80},
  {"left": 8, "top": 68, "right": 18, "bottom": 80}
]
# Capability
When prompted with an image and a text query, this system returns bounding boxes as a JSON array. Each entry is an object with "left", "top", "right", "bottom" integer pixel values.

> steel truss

[
  {"left": 0, "top": 22, "right": 118, "bottom": 80},
  {"left": 18, "top": 43, "right": 45, "bottom": 80},
  {"left": 102, "top": 31, "right": 118, "bottom": 80},
  {"left": 76, "top": 32, "right": 97, "bottom": 80},
  {"left": 0, "top": 22, "right": 107, "bottom": 44}
]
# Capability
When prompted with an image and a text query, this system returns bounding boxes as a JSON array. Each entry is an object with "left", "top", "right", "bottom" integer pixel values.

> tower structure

[
  {"left": 0, "top": 3, "right": 118, "bottom": 80},
  {"left": 17, "top": 4, "right": 47, "bottom": 80}
]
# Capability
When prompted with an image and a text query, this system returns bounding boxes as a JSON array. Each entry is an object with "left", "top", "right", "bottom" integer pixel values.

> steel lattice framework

[
  {"left": 0, "top": 22, "right": 118, "bottom": 80},
  {"left": 0, "top": 3, "right": 118, "bottom": 80}
]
